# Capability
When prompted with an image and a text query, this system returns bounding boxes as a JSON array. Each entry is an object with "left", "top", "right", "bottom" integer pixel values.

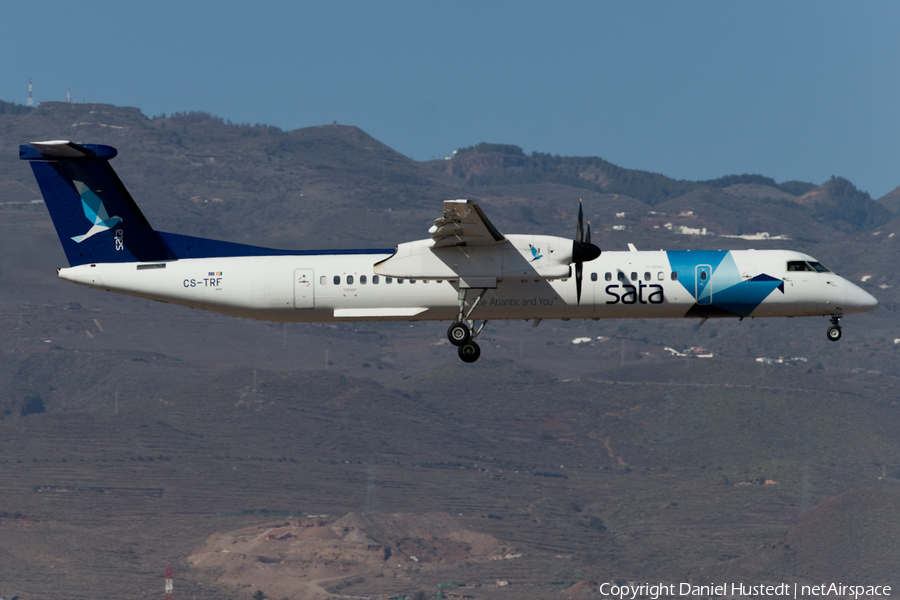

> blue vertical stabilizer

[{"left": 20, "top": 141, "right": 174, "bottom": 266}]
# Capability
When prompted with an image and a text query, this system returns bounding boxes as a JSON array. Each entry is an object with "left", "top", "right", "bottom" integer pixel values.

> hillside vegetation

[{"left": 446, "top": 142, "right": 890, "bottom": 232}]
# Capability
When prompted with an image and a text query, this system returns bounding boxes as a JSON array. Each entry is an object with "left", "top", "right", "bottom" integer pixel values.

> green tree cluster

[
  {"left": 0, "top": 100, "right": 32, "bottom": 115},
  {"left": 701, "top": 173, "right": 814, "bottom": 195},
  {"left": 456, "top": 142, "right": 524, "bottom": 156},
  {"left": 812, "top": 176, "right": 893, "bottom": 231}
]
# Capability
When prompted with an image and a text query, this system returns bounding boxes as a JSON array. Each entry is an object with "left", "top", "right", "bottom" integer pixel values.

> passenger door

[
  {"left": 696, "top": 265, "right": 712, "bottom": 305},
  {"left": 293, "top": 269, "right": 315, "bottom": 308}
]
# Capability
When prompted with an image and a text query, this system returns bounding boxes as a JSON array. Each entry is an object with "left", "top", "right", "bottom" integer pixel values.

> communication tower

[
  {"left": 165, "top": 564, "right": 173, "bottom": 600},
  {"left": 27, "top": 79, "right": 33, "bottom": 107}
]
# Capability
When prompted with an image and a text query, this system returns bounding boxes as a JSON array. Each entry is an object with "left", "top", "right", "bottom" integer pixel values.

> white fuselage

[{"left": 57, "top": 245, "right": 878, "bottom": 323}]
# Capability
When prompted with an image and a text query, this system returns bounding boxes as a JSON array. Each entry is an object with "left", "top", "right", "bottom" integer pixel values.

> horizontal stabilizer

[{"left": 20, "top": 141, "right": 118, "bottom": 160}]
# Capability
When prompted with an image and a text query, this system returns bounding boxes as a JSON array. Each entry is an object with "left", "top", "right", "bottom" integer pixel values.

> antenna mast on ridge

[
  {"left": 27, "top": 79, "right": 33, "bottom": 107},
  {"left": 165, "top": 564, "right": 173, "bottom": 600}
]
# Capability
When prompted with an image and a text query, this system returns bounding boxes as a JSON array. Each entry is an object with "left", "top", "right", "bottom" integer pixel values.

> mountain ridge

[{"left": 3, "top": 100, "right": 894, "bottom": 247}]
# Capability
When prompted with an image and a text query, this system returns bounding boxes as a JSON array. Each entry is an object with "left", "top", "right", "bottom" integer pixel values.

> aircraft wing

[{"left": 428, "top": 200, "right": 507, "bottom": 248}]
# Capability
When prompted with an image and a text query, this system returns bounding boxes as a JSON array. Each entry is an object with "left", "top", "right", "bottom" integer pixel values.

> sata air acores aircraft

[{"left": 21, "top": 141, "right": 879, "bottom": 363}]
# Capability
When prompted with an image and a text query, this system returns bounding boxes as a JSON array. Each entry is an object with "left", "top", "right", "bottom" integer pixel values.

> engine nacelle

[{"left": 374, "top": 234, "right": 573, "bottom": 280}]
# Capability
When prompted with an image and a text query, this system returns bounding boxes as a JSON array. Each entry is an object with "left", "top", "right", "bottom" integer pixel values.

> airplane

[{"left": 20, "top": 140, "right": 879, "bottom": 363}]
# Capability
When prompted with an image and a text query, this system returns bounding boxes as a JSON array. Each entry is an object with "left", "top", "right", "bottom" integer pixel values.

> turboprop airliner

[{"left": 20, "top": 141, "right": 879, "bottom": 363}]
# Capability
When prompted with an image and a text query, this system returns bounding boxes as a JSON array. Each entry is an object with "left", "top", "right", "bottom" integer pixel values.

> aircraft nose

[
  {"left": 846, "top": 281, "right": 879, "bottom": 313},
  {"left": 858, "top": 288, "right": 879, "bottom": 312}
]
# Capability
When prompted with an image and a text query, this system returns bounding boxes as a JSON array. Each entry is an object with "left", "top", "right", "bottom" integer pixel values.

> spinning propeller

[{"left": 572, "top": 199, "right": 602, "bottom": 304}]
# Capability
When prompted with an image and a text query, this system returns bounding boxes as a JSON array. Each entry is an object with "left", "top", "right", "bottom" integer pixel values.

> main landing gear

[
  {"left": 826, "top": 314, "right": 842, "bottom": 342},
  {"left": 448, "top": 287, "right": 489, "bottom": 363},
  {"left": 448, "top": 321, "right": 487, "bottom": 363}
]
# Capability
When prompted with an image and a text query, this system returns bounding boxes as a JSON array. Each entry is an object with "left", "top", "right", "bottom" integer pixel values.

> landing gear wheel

[
  {"left": 447, "top": 322, "right": 471, "bottom": 346},
  {"left": 458, "top": 341, "right": 481, "bottom": 363},
  {"left": 827, "top": 326, "right": 842, "bottom": 342}
]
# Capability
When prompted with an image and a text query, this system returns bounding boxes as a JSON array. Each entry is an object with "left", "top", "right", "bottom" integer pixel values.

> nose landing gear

[{"left": 827, "top": 314, "right": 842, "bottom": 342}]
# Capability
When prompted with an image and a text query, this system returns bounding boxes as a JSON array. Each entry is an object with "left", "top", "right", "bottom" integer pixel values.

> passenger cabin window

[
  {"left": 333, "top": 275, "right": 341, "bottom": 285},
  {"left": 373, "top": 275, "right": 380, "bottom": 284},
  {"left": 618, "top": 272, "right": 626, "bottom": 281},
  {"left": 591, "top": 273, "right": 598, "bottom": 282},
  {"left": 397, "top": 278, "right": 404, "bottom": 284},
  {"left": 386, "top": 277, "right": 393, "bottom": 284},
  {"left": 631, "top": 272, "right": 637, "bottom": 281},
  {"left": 700, "top": 271, "right": 708, "bottom": 280},
  {"left": 410, "top": 279, "right": 416, "bottom": 284},
  {"left": 605, "top": 272, "right": 612, "bottom": 282},
  {"left": 360, "top": 275, "right": 367, "bottom": 284},
  {"left": 644, "top": 272, "right": 651, "bottom": 281},
  {"left": 347, "top": 275, "right": 354, "bottom": 285},
  {"left": 671, "top": 272, "right": 678, "bottom": 281}
]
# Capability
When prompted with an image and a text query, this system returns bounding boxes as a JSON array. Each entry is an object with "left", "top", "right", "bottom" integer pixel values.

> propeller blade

[
  {"left": 575, "top": 199, "right": 584, "bottom": 243},
  {"left": 571, "top": 201, "right": 600, "bottom": 305},
  {"left": 575, "top": 261, "right": 583, "bottom": 304}
]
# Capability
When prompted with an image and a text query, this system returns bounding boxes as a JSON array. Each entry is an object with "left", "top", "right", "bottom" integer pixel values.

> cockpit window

[
  {"left": 787, "top": 260, "right": 832, "bottom": 273},
  {"left": 787, "top": 261, "right": 812, "bottom": 272}
]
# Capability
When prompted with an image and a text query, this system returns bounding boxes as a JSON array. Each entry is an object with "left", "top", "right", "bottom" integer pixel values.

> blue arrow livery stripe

[{"left": 666, "top": 250, "right": 785, "bottom": 317}]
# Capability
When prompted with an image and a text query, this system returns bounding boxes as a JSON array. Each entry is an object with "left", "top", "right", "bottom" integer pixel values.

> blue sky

[{"left": 3, "top": 1, "right": 898, "bottom": 197}]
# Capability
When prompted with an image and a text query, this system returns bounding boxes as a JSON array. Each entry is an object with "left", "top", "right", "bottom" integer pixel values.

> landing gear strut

[
  {"left": 448, "top": 286, "right": 489, "bottom": 363},
  {"left": 827, "top": 314, "right": 842, "bottom": 342}
]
